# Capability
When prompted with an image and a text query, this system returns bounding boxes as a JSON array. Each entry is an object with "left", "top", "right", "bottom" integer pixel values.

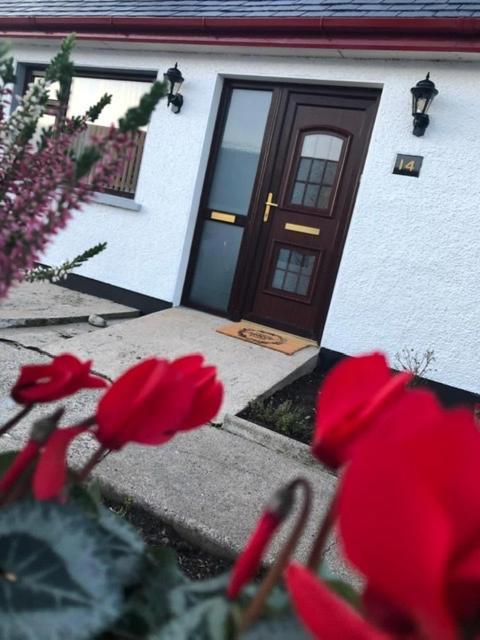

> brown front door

[
  {"left": 239, "top": 88, "right": 379, "bottom": 338},
  {"left": 184, "top": 83, "right": 380, "bottom": 340}
]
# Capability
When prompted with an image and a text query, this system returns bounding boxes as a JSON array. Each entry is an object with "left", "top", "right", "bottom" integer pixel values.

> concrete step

[
  {"left": 0, "top": 282, "right": 139, "bottom": 328},
  {"left": 44, "top": 306, "right": 319, "bottom": 419}
]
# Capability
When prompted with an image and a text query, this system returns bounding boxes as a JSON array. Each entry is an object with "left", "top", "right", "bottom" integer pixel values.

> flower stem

[
  {"left": 0, "top": 404, "right": 33, "bottom": 437},
  {"left": 239, "top": 477, "right": 313, "bottom": 633},
  {"left": 78, "top": 445, "right": 108, "bottom": 482},
  {"left": 306, "top": 492, "right": 339, "bottom": 571}
]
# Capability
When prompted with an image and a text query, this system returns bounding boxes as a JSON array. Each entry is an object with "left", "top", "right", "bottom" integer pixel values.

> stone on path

[{"left": 0, "top": 282, "right": 138, "bottom": 328}]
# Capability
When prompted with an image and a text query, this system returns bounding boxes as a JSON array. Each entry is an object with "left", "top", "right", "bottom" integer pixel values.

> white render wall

[{"left": 10, "top": 42, "right": 480, "bottom": 393}]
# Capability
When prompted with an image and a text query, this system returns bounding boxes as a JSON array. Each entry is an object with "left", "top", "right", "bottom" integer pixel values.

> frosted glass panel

[
  {"left": 189, "top": 221, "right": 243, "bottom": 312},
  {"left": 208, "top": 89, "right": 272, "bottom": 216},
  {"left": 302, "top": 134, "right": 343, "bottom": 161}
]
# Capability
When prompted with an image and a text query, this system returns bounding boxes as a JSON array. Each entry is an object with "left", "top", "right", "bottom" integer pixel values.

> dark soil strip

[
  {"left": 238, "top": 366, "right": 325, "bottom": 445},
  {"left": 106, "top": 498, "right": 232, "bottom": 580}
]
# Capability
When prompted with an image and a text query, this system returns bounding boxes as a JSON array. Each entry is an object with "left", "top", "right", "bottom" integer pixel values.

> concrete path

[
  {"left": 1, "top": 281, "right": 138, "bottom": 327},
  {"left": 0, "top": 285, "right": 346, "bottom": 577},
  {"left": 44, "top": 307, "right": 319, "bottom": 419}
]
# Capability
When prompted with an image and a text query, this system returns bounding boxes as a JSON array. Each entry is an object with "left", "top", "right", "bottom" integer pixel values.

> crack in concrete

[
  {"left": 0, "top": 335, "right": 55, "bottom": 358},
  {"left": 0, "top": 337, "right": 112, "bottom": 382}
]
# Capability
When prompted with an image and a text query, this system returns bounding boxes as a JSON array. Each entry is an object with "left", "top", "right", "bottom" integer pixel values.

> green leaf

[
  {"left": 75, "top": 145, "right": 102, "bottom": 179},
  {"left": 0, "top": 500, "right": 122, "bottom": 640},
  {"left": 324, "top": 578, "right": 361, "bottom": 609},
  {"left": 169, "top": 573, "right": 230, "bottom": 616},
  {"left": 150, "top": 596, "right": 232, "bottom": 640},
  {"left": 95, "top": 505, "right": 145, "bottom": 586},
  {"left": 0, "top": 451, "right": 19, "bottom": 477},
  {"left": 69, "top": 482, "right": 102, "bottom": 515},
  {"left": 241, "top": 615, "right": 309, "bottom": 640},
  {"left": 111, "top": 547, "right": 187, "bottom": 638},
  {"left": 118, "top": 81, "right": 166, "bottom": 133}
]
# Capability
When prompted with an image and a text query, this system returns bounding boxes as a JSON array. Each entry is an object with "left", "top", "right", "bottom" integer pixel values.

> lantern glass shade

[
  {"left": 163, "top": 63, "right": 184, "bottom": 96},
  {"left": 410, "top": 74, "right": 438, "bottom": 116}
]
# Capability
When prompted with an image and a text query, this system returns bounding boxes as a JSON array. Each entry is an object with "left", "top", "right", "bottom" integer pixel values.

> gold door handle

[{"left": 263, "top": 192, "right": 278, "bottom": 222}]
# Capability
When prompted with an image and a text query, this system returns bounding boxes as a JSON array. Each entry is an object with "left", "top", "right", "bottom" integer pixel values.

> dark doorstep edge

[
  {"left": 42, "top": 267, "right": 173, "bottom": 315},
  {"left": 318, "top": 348, "right": 479, "bottom": 409}
]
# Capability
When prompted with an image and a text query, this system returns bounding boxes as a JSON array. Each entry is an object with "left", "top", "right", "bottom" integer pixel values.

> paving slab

[
  {"left": 44, "top": 307, "right": 319, "bottom": 418},
  {"left": 0, "top": 339, "right": 348, "bottom": 580},
  {"left": 0, "top": 282, "right": 139, "bottom": 327},
  {"left": 0, "top": 319, "right": 130, "bottom": 351}
]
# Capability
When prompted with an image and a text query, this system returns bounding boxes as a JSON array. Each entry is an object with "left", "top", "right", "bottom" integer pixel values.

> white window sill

[{"left": 92, "top": 192, "right": 142, "bottom": 211}]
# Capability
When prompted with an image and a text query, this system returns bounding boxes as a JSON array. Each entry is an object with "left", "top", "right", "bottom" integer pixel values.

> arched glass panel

[{"left": 290, "top": 133, "right": 344, "bottom": 210}]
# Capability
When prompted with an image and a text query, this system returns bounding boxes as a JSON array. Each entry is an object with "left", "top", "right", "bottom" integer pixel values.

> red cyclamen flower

[
  {"left": 94, "top": 354, "right": 223, "bottom": 449},
  {"left": 286, "top": 563, "right": 389, "bottom": 640},
  {"left": 11, "top": 353, "right": 107, "bottom": 404},
  {"left": 226, "top": 512, "right": 281, "bottom": 599},
  {"left": 31, "top": 355, "right": 223, "bottom": 500},
  {"left": 338, "top": 396, "right": 480, "bottom": 639},
  {"left": 0, "top": 441, "right": 40, "bottom": 496},
  {"left": 226, "top": 484, "right": 296, "bottom": 599},
  {"left": 312, "top": 352, "right": 411, "bottom": 469}
]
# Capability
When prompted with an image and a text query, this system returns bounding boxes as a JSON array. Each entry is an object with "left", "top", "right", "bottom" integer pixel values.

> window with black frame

[{"left": 24, "top": 68, "right": 156, "bottom": 199}]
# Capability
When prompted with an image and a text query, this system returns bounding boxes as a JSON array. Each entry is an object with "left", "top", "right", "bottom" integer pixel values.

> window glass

[
  {"left": 271, "top": 248, "right": 316, "bottom": 297},
  {"left": 28, "top": 70, "right": 153, "bottom": 198},
  {"left": 208, "top": 89, "right": 272, "bottom": 216},
  {"left": 189, "top": 221, "right": 244, "bottom": 312},
  {"left": 68, "top": 77, "right": 150, "bottom": 130},
  {"left": 290, "top": 133, "right": 344, "bottom": 210}
]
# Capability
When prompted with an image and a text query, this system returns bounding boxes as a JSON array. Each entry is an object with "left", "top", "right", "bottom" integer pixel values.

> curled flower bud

[{"left": 226, "top": 484, "right": 295, "bottom": 599}]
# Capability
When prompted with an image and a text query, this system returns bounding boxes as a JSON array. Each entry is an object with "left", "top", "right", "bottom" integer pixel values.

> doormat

[{"left": 216, "top": 321, "right": 316, "bottom": 355}]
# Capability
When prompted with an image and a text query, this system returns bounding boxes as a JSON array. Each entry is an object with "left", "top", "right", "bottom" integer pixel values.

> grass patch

[{"left": 243, "top": 397, "right": 312, "bottom": 444}]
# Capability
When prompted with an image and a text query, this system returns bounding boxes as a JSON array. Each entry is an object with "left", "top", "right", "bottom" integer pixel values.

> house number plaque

[{"left": 393, "top": 154, "right": 423, "bottom": 177}]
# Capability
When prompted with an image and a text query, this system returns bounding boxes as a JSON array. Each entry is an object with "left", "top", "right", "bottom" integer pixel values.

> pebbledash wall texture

[{"left": 9, "top": 41, "right": 480, "bottom": 395}]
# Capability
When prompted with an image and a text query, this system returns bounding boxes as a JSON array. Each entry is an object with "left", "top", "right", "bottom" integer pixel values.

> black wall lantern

[
  {"left": 410, "top": 73, "right": 439, "bottom": 137},
  {"left": 163, "top": 63, "right": 184, "bottom": 114}
]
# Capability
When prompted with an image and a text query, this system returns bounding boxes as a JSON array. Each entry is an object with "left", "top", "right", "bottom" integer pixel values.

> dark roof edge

[{"left": 1, "top": 16, "right": 479, "bottom": 53}]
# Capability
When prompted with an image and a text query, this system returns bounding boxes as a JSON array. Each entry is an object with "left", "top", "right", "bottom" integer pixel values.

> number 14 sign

[{"left": 393, "top": 154, "right": 423, "bottom": 177}]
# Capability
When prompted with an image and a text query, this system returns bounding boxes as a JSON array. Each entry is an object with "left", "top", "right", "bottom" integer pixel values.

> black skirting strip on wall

[
  {"left": 317, "top": 347, "right": 479, "bottom": 409},
  {"left": 52, "top": 271, "right": 172, "bottom": 315}
]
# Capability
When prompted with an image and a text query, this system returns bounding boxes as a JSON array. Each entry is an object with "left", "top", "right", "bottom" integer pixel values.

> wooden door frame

[{"left": 182, "top": 79, "right": 381, "bottom": 341}]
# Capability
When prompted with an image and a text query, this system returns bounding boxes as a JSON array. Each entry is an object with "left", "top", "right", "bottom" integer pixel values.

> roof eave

[{"left": 1, "top": 16, "right": 479, "bottom": 53}]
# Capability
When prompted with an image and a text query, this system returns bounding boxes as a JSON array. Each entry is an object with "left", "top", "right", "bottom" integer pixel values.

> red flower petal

[
  {"left": 126, "top": 378, "right": 196, "bottom": 445},
  {"left": 33, "top": 425, "right": 88, "bottom": 500},
  {"left": 170, "top": 354, "right": 205, "bottom": 375},
  {"left": 286, "top": 563, "right": 389, "bottom": 640},
  {"left": 181, "top": 379, "right": 224, "bottom": 431},
  {"left": 338, "top": 395, "right": 462, "bottom": 639},
  {"left": 449, "top": 544, "right": 480, "bottom": 622},
  {"left": 96, "top": 359, "right": 170, "bottom": 447},
  {"left": 0, "top": 441, "right": 40, "bottom": 495},
  {"left": 313, "top": 353, "right": 411, "bottom": 468},
  {"left": 11, "top": 362, "right": 70, "bottom": 404},
  {"left": 227, "top": 512, "right": 281, "bottom": 599},
  {"left": 11, "top": 354, "right": 106, "bottom": 404}
]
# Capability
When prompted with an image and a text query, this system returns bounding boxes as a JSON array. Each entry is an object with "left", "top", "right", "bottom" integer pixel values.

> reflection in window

[
  {"left": 291, "top": 133, "right": 343, "bottom": 210},
  {"left": 28, "top": 70, "right": 154, "bottom": 198},
  {"left": 271, "top": 248, "right": 316, "bottom": 297},
  {"left": 208, "top": 89, "right": 272, "bottom": 216}
]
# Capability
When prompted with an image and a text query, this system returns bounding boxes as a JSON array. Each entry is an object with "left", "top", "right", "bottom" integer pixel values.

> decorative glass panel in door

[
  {"left": 187, "top": 88, "right": 272, "bottom": 312},
  {"left": 290, "top": 133, "right": 344, "bottom": 210}
]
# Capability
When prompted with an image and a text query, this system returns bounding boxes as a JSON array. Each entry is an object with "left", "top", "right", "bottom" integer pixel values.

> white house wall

[{"left": 10, "top": 42, "right": 480, "bottom": 393}]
